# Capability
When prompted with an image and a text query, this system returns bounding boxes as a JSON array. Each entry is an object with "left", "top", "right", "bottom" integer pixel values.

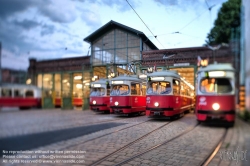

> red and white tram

[
  {"left": 89, "top": 79, "right": 111, "bottom": 113},
  {"left": 109, "top": 75, "right": 146, "bottom": 115},
  {"left": 0, "top": 84, "right": 42, "bottom": 109},
  {"left": 195, "top": 63, "right": 235, "bottom": 124},
  {"left": 146, "top": 70, "right": 194, "bottom": 118}
]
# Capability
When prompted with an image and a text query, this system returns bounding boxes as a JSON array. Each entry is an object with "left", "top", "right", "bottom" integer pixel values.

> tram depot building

[{"left": 28, "top": 20, "right": 237, "bottom": 110}]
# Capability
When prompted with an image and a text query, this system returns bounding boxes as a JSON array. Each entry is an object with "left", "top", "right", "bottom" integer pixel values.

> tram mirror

[
  {"left": 205, "top": 71, "right": 209, "bottom": 78},
  {"left": 106, "top": 81, "right": 110, "bottom": 88}
]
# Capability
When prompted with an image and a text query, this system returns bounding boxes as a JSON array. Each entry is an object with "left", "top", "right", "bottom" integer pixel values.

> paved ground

[{"left": 0, "top": 108, "right": 249, "bottom": 166}]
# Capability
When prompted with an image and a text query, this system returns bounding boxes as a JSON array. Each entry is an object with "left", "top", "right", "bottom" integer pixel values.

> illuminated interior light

[
  {"left": 93, "top": 84, "right": 101, "bottom": 87},
  {"left": 74, "top": 76, "right": 82, "bottom": 80},
  {"left": 26, "top": 79, "right": 32, "bottom": 85},
  {"left": 139, "top": 74, "right": 147, "bottom": 79},
  {"left": 208, "top": 71, "right": 226, "bottom": 77},
  {"left": 76, "top": 84, "right": 82, "bottom": 89},
  {"left": 112, "top": 81, "right": 124, "bottom": 84},
  {"left": 151, "top": 77, "right": 164, "bottom": 81}
]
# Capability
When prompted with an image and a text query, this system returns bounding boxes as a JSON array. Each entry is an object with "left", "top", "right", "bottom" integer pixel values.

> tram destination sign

[{"left": 173, "top": 63, "right": 190, "bottom": 66}]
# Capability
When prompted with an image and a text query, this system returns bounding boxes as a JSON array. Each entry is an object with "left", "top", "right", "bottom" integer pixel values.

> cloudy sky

[{"left": 0, "top": 0, "right": 227, "bottom": 70}]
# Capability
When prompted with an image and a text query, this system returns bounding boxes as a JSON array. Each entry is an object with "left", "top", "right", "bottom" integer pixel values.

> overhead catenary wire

[
  {"left": 147, "top": 9, "right": 209, "bottom": 39},
  {"left": 177, "top": 10, "right": 208, "bottom": 32},
  {"left": 125, "top": 0, "right": 166, "bottom": 49},
  {"left": 205, "top": 0, "right": 216, "bottom": 30}
]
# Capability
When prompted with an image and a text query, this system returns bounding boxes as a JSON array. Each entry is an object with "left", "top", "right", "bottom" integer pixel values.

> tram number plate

[
  {"left": 211, "top": 115, "right": 220, "bottom": 119},
  {"left": 154, "top": 112, "right": 160, "bottom": 115}
]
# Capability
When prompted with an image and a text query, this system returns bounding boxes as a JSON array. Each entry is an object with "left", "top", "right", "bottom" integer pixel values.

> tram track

[
  {"left": 108, "top": 123, "right": 199, "bottom": 166},
  {"left": 90, "top": 121, "right": 174, "bottom": 166},
  {"left": 200, "top": 128, "right": 228, "bottom": 166},
  {"left": 57, "top": 117, "right": 151, "bottom": 152},
  {"left": 72, "top": 114, "right": 147, "bottom": 127}
]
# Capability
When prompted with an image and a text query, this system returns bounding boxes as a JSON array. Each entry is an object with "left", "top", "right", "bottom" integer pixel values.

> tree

[{"left": 205, "top": 0, "right": 241, "bottom": 45}]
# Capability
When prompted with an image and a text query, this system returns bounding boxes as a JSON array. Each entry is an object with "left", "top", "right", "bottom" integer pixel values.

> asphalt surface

[{"left": 0, "top": 122, "right": 126, "bottom": 157}]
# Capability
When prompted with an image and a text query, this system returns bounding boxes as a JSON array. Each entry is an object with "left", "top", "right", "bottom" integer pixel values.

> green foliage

[
  {"left": 238, "top": 110, "right": 250, "bottom": 122},
  {"left": 205, "top": 0, "right": 241, "bottom": 45}
]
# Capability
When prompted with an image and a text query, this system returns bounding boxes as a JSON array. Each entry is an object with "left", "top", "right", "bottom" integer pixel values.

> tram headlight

[
  {"left": 93, "top": 100, "right": 96, "bottom": 105},
  {"left": 212, "top": 103, "right": 220, "bottom": 111},
  {"left": 154, "top": 102, "right": 159, "bottom": 107},
  {"left": 115, "top": 101, "right": 119, "bottom": 106}
]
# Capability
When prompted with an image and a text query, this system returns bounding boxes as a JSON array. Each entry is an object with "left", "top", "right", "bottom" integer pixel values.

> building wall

[
  {"left": 1, "top": 68, "right": 27, "bottom": 84},
  {"left": 243, "top": 0, "right": 250, "bottom": 111}
]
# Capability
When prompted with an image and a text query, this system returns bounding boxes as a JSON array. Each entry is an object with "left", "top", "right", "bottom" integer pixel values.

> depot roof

[{"left": 83, "top": 20, "right": 158, "bottom": 50}]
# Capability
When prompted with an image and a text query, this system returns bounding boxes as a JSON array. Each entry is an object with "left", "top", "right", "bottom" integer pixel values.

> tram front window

[
  {"left": 90, "top": 88, "right": 105, "bottom": 96},
  {"left": 147, "top": 82, "right": 171, "bottom": 95},
  {"left": 111, "top": 85, "right": 129, "bottom": 96},
  {"left": 200, "top": 78, "right": 232, "bottom": 94}
]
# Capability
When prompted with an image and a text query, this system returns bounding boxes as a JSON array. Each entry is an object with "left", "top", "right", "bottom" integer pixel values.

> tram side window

[
  {"left": 1, "top": 89, "right": 12, "bottom": 97},
  {"left": 173, "top": 79, "right": 180, "bottom": 95},
  {"left": 186, "top": 89, "right": 190, "bottom": 96},
  {"left": 141, "top": 84, "right": 146, "bottom": 96},
  {"left": 25, "top": 90, "right": 34, "bottom": 97},
  {"left": 14, "top": 89, "right": 23, "bottom": 97},
  {"left": 180, "top": 82, "right": 185, "bottom": 95},
  {"left": 131, "top": 83, "right": 140, "bottom": 95}
]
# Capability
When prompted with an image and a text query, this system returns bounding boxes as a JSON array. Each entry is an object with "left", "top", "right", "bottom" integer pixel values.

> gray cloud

[
  {"left": 81, "top": 10, "right": 102, "bottom": 30},
  {"left": 99, "top": 0, "right": 132, "bottom": 12},
  {"left": 41, "top": 24, "right": 55, "bottom": 36},
  {"left": 0, "top": 0, "right": 36, "bottom": 18},
  {"left": 38, "top": 1, "right": 78, "bottom": 23},
  {"left": 12, "top": 19, "right": 40, "bottom": 30},
  {"left": 0, "top": 20, "right": 41, "bottom": 58},
  {"left": 154, "top": 0, "right": 226, "bottom": 10},
  {"left": 74, "top": 0, "right": 136, "bottom": 12}
]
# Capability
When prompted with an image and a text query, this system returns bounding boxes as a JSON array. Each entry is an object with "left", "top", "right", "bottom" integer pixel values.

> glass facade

[
  {"left": 62, "top": 73, "right": 71, "bottom": 97},
  {"left": 33, "top": 22, "right": 156, "bottom": 109},
  {"left": 92, "top": 29, "right": 142, "bottom": 66},
  {"left": 54, "top": 74, "right": 61, "bottom": 98},
  {"left": 73, "top": 73, "right": 83, "bottom": 98}
]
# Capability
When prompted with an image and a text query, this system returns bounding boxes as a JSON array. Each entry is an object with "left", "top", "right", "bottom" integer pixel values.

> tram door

[
  {"left": 61, "top": 73, "right": 73, "bottom": 109},
  {"left": 42, "top": 74, "right": 54, "bottom": 108}
]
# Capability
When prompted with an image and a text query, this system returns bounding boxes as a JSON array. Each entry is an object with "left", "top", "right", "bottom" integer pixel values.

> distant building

[
  {"left": 28, "top": 20, "right": 158, "bottom": 109},
  {"left": 1, "top": 68, "right": 27, "bottom": 84},
  {"left": 28, "top": 20, "right": 236, "bottom": 110}
]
